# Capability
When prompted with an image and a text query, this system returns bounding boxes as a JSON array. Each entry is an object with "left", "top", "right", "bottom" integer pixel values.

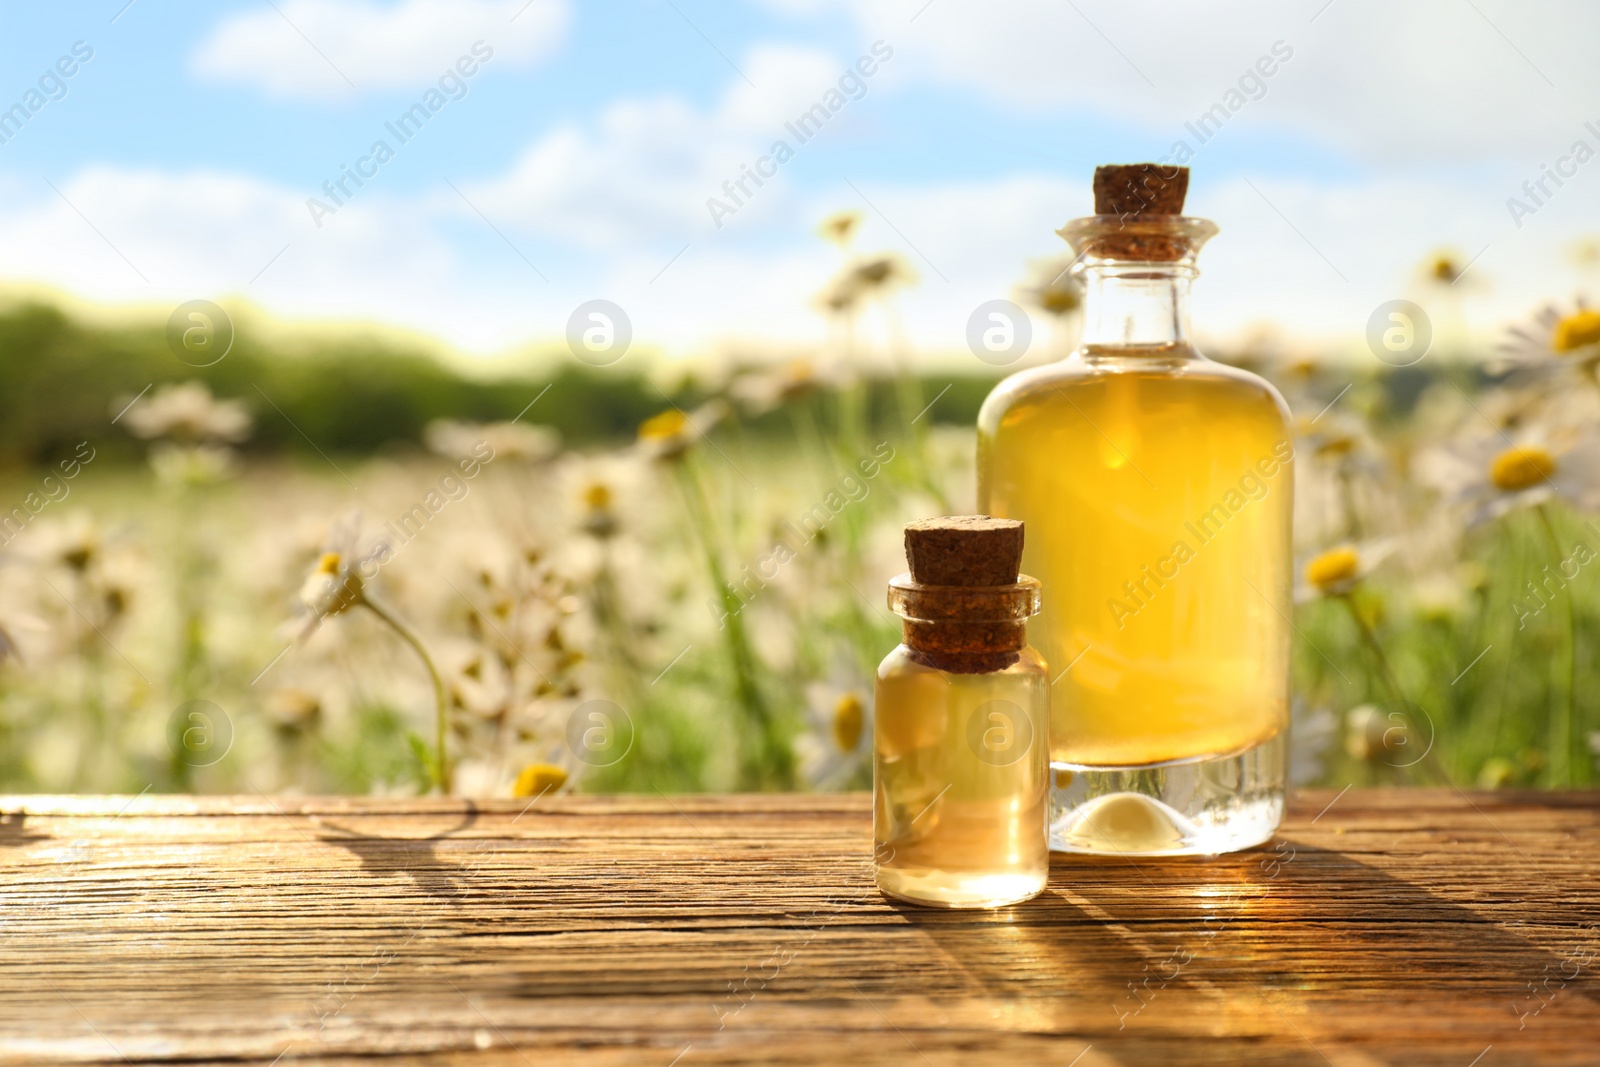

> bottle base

[
  {"left": 874, "top": 867, "right": 1046, "bottom": 909},
  {"left": 1049, "top": 730, "right": 1285, "bottom": 856}
]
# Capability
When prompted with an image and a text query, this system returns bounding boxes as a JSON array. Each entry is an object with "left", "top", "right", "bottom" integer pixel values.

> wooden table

[{"left": 2, "top": 790, "right": 1597, "bottom": 1066}]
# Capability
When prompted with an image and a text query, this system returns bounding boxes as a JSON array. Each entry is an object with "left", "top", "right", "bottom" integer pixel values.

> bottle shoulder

[{"left": 979, "top": 352, "right": 1291, "bottom": 433}]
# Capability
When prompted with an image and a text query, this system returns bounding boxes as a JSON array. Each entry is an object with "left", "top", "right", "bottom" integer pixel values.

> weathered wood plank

[{"left": 1, "top": 790, "right": 1597, "bottom": 1066}]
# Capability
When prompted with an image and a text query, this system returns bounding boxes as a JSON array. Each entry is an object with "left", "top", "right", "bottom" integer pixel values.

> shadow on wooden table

[
  {"left": 876, "top": 836, "right": 1600, "bottom": 1052},
  {"left": 315, "top": 801, "right": 487, "bottom": 901},
  {"left": 0, "top": 811, "right": 45, "bottom": 848},
  {"left": 4, "top": 793, "right": 1598, "bottom": 1065}
]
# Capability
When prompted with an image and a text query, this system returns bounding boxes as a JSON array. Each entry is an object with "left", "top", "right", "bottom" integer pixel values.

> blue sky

[{"left": 1, "top": 0, "right": 1598, "bottom": 358}]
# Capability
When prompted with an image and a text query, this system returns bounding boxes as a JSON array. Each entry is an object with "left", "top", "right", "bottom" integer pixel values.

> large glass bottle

[{"left": 977, "top": 165, "right": 1292, "bottom": 855}]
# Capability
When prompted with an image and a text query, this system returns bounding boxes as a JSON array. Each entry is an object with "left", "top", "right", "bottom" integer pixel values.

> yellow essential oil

[
  {"left": 874, "top": 644, "right": 1050, "bottom": 908},
  {"left": 980, "top": 365, "right": 1292, "bottom": 766}
]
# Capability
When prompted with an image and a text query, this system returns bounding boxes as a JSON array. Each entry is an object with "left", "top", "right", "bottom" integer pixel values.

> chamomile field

[{"left": 2, "top": 271, "right": 1597, "bottom": 797}]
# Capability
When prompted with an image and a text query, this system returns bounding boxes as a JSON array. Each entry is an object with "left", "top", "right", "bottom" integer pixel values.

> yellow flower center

[
  {"left": 1489, "top": 445, "right": 1556, "bottom": 492},
  {"left": 1039, "top": 285, "right": 1082, "bottom": 316},
  {"left": 1552, "top": 310, "right": 1600, "bottom": 353},
  {"left": 818, "top": 211, "right": 860, "bottom": 245},
  {"left": 1316, "top": 433, "right": 1357, "bottom": 457},
  {"left": 316, "top": 552, "right": 342, "bottom": 575},
  {"left": 855, "top": 256, "right": 897, "bottom": 286},
  {"left": 1305, "top": 546, "right": 1361, "bottom": 593},
  {"left": 62, "top": 544, "right": 96, "bottom": 571},
  {"left": 832, "top": 692, "right": 865, "bottom": 753},
  {"left": 638, "top": 409, "right": 688, "bottom": 442},
  {"left": 584, "top": 482, "right": 613, "bottom": 510},
  {"left": 512, "top": 762, "right": 568, "bottom": 798}
]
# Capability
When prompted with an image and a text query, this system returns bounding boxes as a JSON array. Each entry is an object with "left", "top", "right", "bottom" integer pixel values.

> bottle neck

[
  {"left": 887, "top": 574, "right": 1040, "bottom": 675},
  {"left": 1075, "top": 264, "right": 1195, "bottom": 356}
]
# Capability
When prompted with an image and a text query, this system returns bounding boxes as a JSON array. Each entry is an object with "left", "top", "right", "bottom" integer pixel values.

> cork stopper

[
  {"left": 1074, "top": 163, "right": 1194, "bottom": 262},
  {"left": 1093, "top": 164, "right": 1189, "bottom": 217},
  {"left": 890, "top": 516, "right": 1038, "bottom": 675},
  {"left": 904, "top": 516, "right": 1023, "bottom": 588}
]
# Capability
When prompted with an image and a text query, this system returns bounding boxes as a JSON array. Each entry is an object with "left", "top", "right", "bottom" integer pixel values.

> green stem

[
  {"left": 79, "top": 638, "right": 107, "bottom": 790},
  {"left": 791, "top": 403, "right": 832, "bottom": 489},
  {"left": 881, "top": 301, "right": 952, "bottom": 514},
  {"left": 592, "top": 541, "right": 644, "bottom": 682},
  {"left": 173, "top": 487, "right": 209, "bottom": 701},
  {"left": 363, "top": 596, "right": 451, "bottom": 794},
  {"left": 833, "top": 312, "right": 868, "bottom": 459},
  {"left": 790, "top": 402, "right": 879, "bottom": 657},
  {"left": 669, "top": 461, "right": 792, "bottom": 788},
  {"left": 1534, "top": 504, "right": 1579, "bottom": 787},
  {"left": 1339, "top": 593, "right": 1450, "bottom": 784},
  {"left": 1336, "top": 464, "right": 1362, "bottom": 541}
]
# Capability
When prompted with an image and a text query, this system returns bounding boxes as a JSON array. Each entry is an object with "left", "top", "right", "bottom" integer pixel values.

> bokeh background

[{"left": 1, "top": 0, "right": 1598, "bottom": 796}]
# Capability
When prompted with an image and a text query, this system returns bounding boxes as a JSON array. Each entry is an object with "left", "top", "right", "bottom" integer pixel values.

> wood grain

[{"left": 1, "top": 790, "right": 1597, "bottom": 1066}]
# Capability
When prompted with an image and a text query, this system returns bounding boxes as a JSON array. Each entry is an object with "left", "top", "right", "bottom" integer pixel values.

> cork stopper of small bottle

[
  {"left": 1085, "top": 163, "right": 1191, "bottom": 261},
  {"left": 904, "top": 515, "right": 1024, "bottom": 588},
  {"left": 892, "top": 516, "right": 1037, "bottom": 675}
]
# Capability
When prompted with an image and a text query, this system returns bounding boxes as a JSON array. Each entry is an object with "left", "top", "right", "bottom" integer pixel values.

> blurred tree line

[
  {"left": 0, "top": 298, "right": 1451, "bottom": 468},
  {"left": 0, "top": 300, "right": 1003, "bottom": 465}
]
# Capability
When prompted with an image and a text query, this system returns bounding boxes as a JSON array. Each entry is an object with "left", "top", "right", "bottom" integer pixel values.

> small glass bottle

[
  {"left": 873, "top": 516, "right": 1050, "bottom": 909},
  {"left": 978, "top": 164, "right": 1292, "bottom": 855}
]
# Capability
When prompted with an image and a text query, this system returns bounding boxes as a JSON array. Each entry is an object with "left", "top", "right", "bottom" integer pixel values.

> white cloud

[
  {"left": 818, "top": 167, "right": 1600, "bottom": 363},
  {"left": 191, "top": 0, "right": 568, "bottom": 99},
  {"left": 795, "top": 0, "right": 1600, "bottom": 162},
  {"left": 461, "top": 44, "right": 848, "bottom": 249},
  {"left": 461, "top": 97, "right": 730, "bottom": 249},
  {"left": 4, "top": 156, "right": 1594, "bottom": 361},
  {"left": 11, "top": 22, "right": 1600, "bottom": 363},
  {"left": 719, "top": 44, "right": 845, "bottom": 130},
  {"left": 12, "top": 168, "right": 315, "bottom": 294},
  {"left": 0, "top": 166, "right": 474, "bottom": 336}
]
